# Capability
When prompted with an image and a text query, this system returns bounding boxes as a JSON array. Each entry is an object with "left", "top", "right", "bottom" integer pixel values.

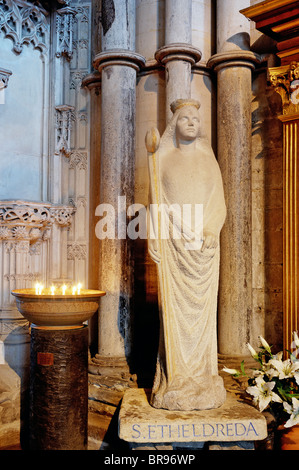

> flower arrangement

[{"left": 223, "top": 332, "right": 299, "bottom": 428}]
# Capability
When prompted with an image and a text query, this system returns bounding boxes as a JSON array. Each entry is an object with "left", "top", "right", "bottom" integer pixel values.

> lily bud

[
  {"left": 293, "top": 331, "right": 299, "bottom": 349},
  {"left": 259, "top": 335, "right": 271, "bottom": 353},
  {"left": 222, "top": 367, "right": 239, "bottom": 376},
  {"left": 247, "top": 343, "right": 258, "bottom": 359}
]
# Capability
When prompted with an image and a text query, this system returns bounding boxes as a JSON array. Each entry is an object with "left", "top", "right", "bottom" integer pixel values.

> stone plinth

[{"left": 119, "top": 388, "right": 267, "bottom": 445}]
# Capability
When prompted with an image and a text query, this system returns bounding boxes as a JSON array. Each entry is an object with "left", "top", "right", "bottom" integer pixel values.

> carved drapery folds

[{"left": 0, "top": 0, "right": 49, "bottom": 54}]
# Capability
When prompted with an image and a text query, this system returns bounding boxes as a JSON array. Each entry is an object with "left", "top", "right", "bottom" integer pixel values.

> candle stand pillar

[
  {"left": 29, "top": 325, "right": 88, "bottom": 450},
  {"left": 12, "top": 288, "right": 105, "bottom": 450}
]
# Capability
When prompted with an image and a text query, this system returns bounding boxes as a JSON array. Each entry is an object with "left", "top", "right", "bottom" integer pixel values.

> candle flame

[
  {"left": 35, "top": 282, "right": 83, "bottom": 295},
  {"left": 35, "top": 283, "right": 43, "bottom": 295}
]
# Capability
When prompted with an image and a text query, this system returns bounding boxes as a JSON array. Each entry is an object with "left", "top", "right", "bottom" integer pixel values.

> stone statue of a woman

[{"left": 146, "top": 99, "right": 227, "bottom": 411}]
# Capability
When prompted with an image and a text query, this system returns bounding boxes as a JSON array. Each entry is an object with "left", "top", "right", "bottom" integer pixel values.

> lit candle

[
  {"left": 62, "top": 284, "right": 67, "bottom": 295},
  {"left": 50, "top": 286, "right": 55, "bottom": 295},
  {"left": 77, "top": 283, "right": 82, "bottom": 295},
  {"left": 35, "top": 283, "right": 40, "bottom": 295},
  {"left": 72, "top": 285, "right": 76, "bottom": 295},
  {"left": 38, "top": 285, "right": 43, "bottom": 295}
]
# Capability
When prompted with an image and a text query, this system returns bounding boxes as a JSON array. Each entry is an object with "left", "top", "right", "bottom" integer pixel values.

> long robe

[{"left": 148, "top": 113, "right": 227, "bottom": 411}]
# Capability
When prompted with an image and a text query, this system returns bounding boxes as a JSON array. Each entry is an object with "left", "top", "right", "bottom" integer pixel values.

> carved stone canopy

[{"left": 27, "top": 0, "right": 70, "bottom": 11}]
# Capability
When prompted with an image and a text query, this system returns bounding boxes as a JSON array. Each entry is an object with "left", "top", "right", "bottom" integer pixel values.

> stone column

[
  {"left": 93, "top": 0, "right": 145, "bottom": 364},
  {"left": 155, "top": 0, "right": 201, "bottom": 121},
  {"left": 208, "top": 0, "right": 260, "bottom": 367}
]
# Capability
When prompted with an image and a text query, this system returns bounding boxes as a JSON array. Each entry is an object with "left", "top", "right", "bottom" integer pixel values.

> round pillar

[
  {"left": 155, "top": 44, "right": 201, "bottom": 122},
  {"left": 93, "top": 0, "right": 145, "bottom": 365},
  {"left": 208, "top": 0, "right": 260, "bottom": 364},
  {"left": 93, "top": 52, "right": 144, "bottom": 360},
  {"left": 155, "top": 0, "right": 201, "bottom": 122}
]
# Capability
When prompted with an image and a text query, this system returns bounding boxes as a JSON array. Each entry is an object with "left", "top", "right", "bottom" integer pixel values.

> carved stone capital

[
  {"left": 93, "top": 50, "right": 146, "bottom": 73},
  {"left": 49, "top": 205, "right": 76, "bottom": 227},
  {"left": 207, "top": 50, "right": 260, "bottom": 72},
  {"left": 0, "top": 68, "right": 12, "bottom": 89},
  {"left": 0, "top": 201, "right": 76, "bottom": 240},
  {"left": 268, "top": 61, "right": 299, "bottom": 116},
  {"left": 0, "top": 201, "right": 52, "bottom": 242},
  {"left": 82, "top": 71, "right": 101, "bottom": 91},
  {"left": 155, "top": 43, "right": 202, "bottom": 66}
]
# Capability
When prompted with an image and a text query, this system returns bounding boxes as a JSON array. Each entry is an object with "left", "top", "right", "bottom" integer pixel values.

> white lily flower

[
  {"left": 247, "top": 342, "right": 258, "bottom": 359},
  {"left": 246, "top": 375, "right": 282, "bottom": 412},
  {"left": 265, "top": 366, "right": 279, "bottom": 380},
  {"left": 269, "top": 358, "right": 299, "bottom": 382},
  {"left": 284, "top": 397, "right": 299, "bottom": 428},
  {"left": 259, "top": 335, "right": 272, "bottom": 353},
  {"left": 273, "top": 351, "right": 283, "bottom": 361},
  {"left": 222, "top": 366, "right": 239, "bottom": 376},
  {"left": 252, "top": 368, "right": 265, "bottom": 378}
]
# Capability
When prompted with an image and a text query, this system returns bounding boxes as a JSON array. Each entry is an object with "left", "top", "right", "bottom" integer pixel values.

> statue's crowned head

[
  {"left": 166, "top": 99, "right": 202, "bottom": 148},
  {"left": 170, "top": 99, "right": 200, "bottom": 114}
]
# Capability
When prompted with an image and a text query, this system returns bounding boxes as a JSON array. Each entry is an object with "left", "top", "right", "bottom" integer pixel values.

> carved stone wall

[{"left": 0, "top": 0, "right": 92, "bottom": 377}]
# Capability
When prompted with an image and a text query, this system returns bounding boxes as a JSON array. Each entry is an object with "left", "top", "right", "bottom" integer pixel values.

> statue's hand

[
  {"left": 201, "top": 231, "right": 218, "bottom": 251},
  {"left": 148, "top": 237, "right": 161, "bottom": 264}
]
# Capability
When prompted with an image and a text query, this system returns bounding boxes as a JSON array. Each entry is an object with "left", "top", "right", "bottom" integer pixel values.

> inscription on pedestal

[
  {"left": 119, "top": 389, "right": 267, "bottom": 444},
  {"left": 130, "top": 421, "right": 259, "bottom": 442}
]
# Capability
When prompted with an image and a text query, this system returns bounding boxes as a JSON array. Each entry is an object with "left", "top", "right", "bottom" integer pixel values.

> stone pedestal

[{"left": 119, "top": 388, "right": 267, "bottom": 446}]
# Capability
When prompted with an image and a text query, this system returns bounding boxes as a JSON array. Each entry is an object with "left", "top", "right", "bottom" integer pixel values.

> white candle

[
  {"left": 50, "top": 286, "right": 55, "bottom": 295},
  {"left": 38, "top": 285, "right": 43, "bottom": 295},
  {"left": 35, "top": 283, "right": 40, "bottom": 295},
  {"left": 77, "top": 283, "right": 82, "bottom": 295},
  {"left": 62, "top": 284, "right": 67, "bottom": 295},
  {"left": 72, "top": 286, "right": 76, "bottom": 295}
]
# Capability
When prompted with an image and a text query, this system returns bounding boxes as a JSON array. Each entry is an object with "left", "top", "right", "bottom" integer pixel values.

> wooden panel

[{"left": 283, "top": 118, "right": 299, "bottom": 354}]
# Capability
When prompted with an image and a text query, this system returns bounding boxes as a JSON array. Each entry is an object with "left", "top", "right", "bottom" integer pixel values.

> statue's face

[{"left": 176, "top": 107, "right": 200, "bottom": 141}]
